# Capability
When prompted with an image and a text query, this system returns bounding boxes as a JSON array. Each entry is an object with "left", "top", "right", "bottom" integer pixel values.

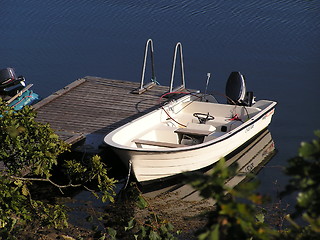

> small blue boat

[{"left": 0, "top": 67, "right": 39, "bottom": 110}]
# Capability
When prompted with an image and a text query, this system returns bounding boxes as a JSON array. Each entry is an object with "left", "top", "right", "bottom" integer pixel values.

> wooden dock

[{"left": 33, "top": 76, "right": 189, "bottom": 148}]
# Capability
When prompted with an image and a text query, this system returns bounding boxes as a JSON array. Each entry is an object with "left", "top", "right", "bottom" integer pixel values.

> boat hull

[{"left": 108, "top": 106, "right": 275, "bottom": 183}]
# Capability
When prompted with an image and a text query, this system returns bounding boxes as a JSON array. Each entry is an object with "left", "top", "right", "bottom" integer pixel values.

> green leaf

[
  {"left": 160, "top": 224, "right": 168, "bottom": 234},
  {"left": 149, "top": 230, "right": 161, "bottom": 240},
  {"left": 140, "top": 226, "right": 147, "bottom": 238},
  {"left": 167, "top": 222, "right": 174, "bottom": 232},
  {"left": 21, "top": 184, "right": 29, "bottom": 196},
  {"left": 297, "top": 191, "right": 313, "bottom": 208},
  {"left": 314, "top": 130, "right": 320, "bottom": 138},
  {"left": 256, "top": 213, "right": 265, "bottom": 223},
  {"left": 299, "top": 142, "right": 315, "bottom": 158},
  {"left": 136, "top": 195, "right": 148, "bottom": 209},
  {"left": 14, "top": 180, "right": 23, "bottom": 186},
  {"left": 198, "top": 231, "right": 210, "bottom": 240},
  {"left": 107, "top": 227, "right": 117, "bottom": 239},
  {"left": 209, "top": 224, "right": 220, "bottom": 240},
  {"left": 86, "top": 215, "right": 93, "bottom": 223},
  {"left": 125, "top": 217, "right": 135, "bottom": 231}
]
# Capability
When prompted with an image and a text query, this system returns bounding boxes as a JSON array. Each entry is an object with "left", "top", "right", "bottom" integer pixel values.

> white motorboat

[{"left": 104, "top": 72, "right": 277, "bottom": 183}]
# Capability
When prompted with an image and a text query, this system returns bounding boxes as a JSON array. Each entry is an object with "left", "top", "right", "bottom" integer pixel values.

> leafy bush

[
  {"left": 0, "top": 100, "right": 69, "bottom": 177},
  {"left": 0, "top": 100, "right": 116, "bottom": 239},
  {"left": 125, "top": 187, "right": 179, "bottom": 240},
  {"left": 187, "top": 159, "right": 277, "bottom": 240},
  {"left": 280, "top": 130, "right": 320, "bottom": 239},
  {"left": 187, "top": 130, "right": 320, "bottom": 240}
]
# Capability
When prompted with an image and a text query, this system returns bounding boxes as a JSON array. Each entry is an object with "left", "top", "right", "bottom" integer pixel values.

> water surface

[{"left": 1, "top": 0, "right": 319, "bottom": 195}]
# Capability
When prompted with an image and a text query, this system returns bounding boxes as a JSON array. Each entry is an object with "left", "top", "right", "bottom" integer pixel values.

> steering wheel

[{"left": 193, "top": 112, "right": 214, "bottom": 124}]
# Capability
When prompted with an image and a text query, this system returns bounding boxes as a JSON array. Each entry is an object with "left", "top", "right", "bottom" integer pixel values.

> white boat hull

[{"left": 104, "top": 95, "right": 276, "bottom": 183}]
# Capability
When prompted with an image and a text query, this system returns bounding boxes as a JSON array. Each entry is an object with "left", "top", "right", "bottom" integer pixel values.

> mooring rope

[
  {"left": 123, "top": 160, "right": 132, "bottom": 189},
  {"left": 151, "top": 77, "right": 160, "bottom": 85}
]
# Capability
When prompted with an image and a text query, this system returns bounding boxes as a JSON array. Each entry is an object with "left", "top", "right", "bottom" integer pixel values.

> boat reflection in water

[{"left": 142, "top": 129, "right": 276, "bottom": 200}]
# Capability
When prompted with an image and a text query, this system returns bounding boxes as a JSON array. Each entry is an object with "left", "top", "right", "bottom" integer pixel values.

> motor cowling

[
  {"left": 225, "top": 71, "right": 254, "bottom": 106},
  {"left": 0, "top": 68, "right": 25, "bottom": 90}
]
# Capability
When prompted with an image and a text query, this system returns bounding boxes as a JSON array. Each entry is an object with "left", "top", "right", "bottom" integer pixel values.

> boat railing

[
  {"left": 133, "top": 39, "right": 186, "bottom": 94},
  {"left": 169, "top": 42, "right": 185, "bottom": 93},
  {"left": 133, "top": 39, "right": 157, "bottom": 94}
]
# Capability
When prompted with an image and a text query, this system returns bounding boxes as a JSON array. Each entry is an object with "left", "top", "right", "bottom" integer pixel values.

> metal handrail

[
  {"left": 137, "top": 39, "right": 156, "bottom": 94},
  {"left": 169, "top": 42, "right": 185, "bottom": 92}
]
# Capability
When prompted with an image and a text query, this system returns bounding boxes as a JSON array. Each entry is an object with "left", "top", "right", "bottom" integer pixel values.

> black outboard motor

[
  {"left": 225, "top": 71, "right": 254, "bottom": 106},
  {"left": 0, "top": 68, "right": 25, "bottom": 90}
]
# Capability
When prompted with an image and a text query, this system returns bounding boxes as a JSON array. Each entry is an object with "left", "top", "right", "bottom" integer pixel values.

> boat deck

[{"left": 33, "top": 76, "right": 193, "bottom": 147}]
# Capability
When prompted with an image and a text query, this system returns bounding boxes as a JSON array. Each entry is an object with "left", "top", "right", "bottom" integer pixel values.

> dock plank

[{"left": 34, "top": 76, "right": 190, "bottom": 146}]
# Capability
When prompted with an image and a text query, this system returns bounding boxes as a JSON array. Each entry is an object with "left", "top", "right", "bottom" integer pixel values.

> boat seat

[
  {"left": 132, "top": 139, "right": 186, "bottom": 148},
  {"left": 175, "top": 123, "right": 216, "bottom": 136},
  {"left": 187, "top": 122, "right": 216, "bottom": 131}
]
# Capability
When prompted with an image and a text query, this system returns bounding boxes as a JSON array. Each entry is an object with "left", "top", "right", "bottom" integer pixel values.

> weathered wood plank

[
  {"left": 33, "top": 78, "right": 86, "bottom": 110},
  {"left": 35, "top": 76, "right": 196, "bottom": 146}
]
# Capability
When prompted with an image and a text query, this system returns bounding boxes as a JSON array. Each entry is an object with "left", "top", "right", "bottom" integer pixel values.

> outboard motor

[
  {"left": 225, "top": 71, "right": 254, "bottom": 106},
  {"left": 0, "top": 68, "right": 25, "bottom": 90}
]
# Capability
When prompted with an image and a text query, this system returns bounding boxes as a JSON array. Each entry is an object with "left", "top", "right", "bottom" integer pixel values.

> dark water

[{"left": 1, "top": 0, "right": 320, "bottom": 195}]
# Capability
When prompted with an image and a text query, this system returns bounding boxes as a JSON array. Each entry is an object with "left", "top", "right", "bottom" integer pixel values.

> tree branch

[{"left": 10, "top": 175, "right": 82, "bottom": 189}]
